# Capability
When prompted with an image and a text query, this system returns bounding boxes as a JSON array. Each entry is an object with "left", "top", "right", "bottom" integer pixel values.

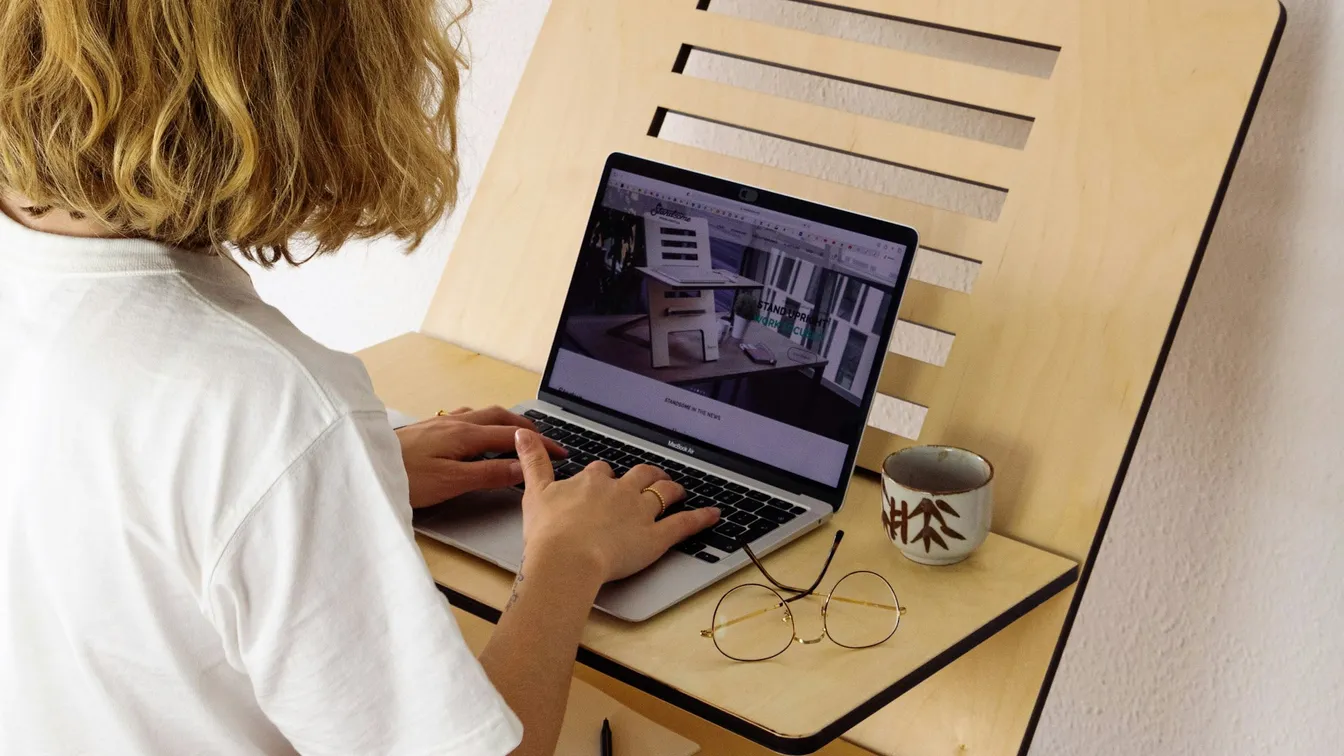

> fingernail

[
  {"left": 508, "top": 460, "right": 523, "bottom": 479},
  {"left": 515, "top": 428, "right": 532, "bottom": 448}
]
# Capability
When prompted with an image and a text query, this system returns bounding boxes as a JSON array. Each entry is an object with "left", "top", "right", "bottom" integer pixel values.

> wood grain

[
  {"left": 413, "top": 0, "right": 1282, "bottom": 752},
  {"left": 359, "top": 334, "right": 1075, "bottom": 746}
]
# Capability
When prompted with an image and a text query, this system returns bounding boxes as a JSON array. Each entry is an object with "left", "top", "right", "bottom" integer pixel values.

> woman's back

[{"left": 0, "top": 211, "right": 519, "bottom": 753}]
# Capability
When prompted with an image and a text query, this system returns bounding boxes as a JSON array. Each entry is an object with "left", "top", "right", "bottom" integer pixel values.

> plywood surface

[
  {"left": 359, "top": 333, "right": 1076, "bottom": 749},
  {"left": 415, "top": 0, "right": 1281, "bottom": 752},
  {"left": 449, "top": 610, "right": 700, "bottom": 756}
]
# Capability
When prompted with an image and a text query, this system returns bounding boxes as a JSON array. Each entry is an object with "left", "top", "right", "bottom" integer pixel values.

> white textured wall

[
  {"left": 1033, "top": 0, "right": 1344, "bottom": 752},
  {"left": 251, "top": 0, "right": 1344, "bottom": 752}
]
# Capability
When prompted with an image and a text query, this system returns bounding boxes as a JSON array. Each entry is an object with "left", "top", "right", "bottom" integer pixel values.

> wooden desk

[{"left": 360, "top": 333, "right": 1078, "bottom": 754}]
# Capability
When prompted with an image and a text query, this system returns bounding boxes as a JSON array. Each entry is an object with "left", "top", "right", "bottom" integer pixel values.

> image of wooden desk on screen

[
  {"left": 568, "top": 313, "right": 828, "bottom": 407},
  {"left": 559, "top": 195, "right": 893, "bottom": 441},
  {"left": 602, "top": 213, "right": 763, "bottom": 368}
]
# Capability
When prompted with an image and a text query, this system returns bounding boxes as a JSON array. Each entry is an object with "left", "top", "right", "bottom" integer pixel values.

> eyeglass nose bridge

[{"left": 794, "top": 632, "right": 827, "bottom": 645}]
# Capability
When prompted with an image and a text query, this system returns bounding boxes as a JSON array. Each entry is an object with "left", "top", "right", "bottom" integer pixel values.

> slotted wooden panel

[{"left": 420, "top": 1, "right": 1283, "bottom": 753}]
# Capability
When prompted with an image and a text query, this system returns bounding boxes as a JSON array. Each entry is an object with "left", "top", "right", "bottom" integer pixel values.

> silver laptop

[{"left": 414, "top": 153, "right": 918, "bottom": 621}]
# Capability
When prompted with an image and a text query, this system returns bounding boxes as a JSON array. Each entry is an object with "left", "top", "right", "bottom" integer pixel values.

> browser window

[{"left": 546, "top": 167, "right": 910, "bottom": 487}]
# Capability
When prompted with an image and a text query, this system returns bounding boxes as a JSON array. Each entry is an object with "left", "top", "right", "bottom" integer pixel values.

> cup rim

[{"left": 881, "top": 444, "right": 995, "bottom": 496}]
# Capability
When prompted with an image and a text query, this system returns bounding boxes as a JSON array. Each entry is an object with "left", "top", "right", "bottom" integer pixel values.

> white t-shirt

[{"left": 0, "top": 209, "right": 523, "bottom": 755}]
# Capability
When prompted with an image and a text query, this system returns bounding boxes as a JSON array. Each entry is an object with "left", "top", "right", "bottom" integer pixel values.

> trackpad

[{"left": 413, "top": 488, "right": 526, "bottom": 572}]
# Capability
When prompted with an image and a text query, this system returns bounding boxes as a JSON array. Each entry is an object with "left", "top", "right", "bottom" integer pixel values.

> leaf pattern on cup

[{"left": 887, "top": 496, "right": 967, "bottom": 553}]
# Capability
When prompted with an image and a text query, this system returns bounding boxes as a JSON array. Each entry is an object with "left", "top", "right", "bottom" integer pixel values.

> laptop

[{"left": 414, "top": 153, "right": 918, "bottom": 621}]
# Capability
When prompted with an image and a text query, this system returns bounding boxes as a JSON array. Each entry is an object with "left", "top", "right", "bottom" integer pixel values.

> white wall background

[{"left": 251, "top": 0, "right": 1344, "bottom": 753}]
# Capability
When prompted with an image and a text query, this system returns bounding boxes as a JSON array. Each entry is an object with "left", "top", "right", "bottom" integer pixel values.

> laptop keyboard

[{"left": 522, "top": 410, "right": 807, "bottom": 562}]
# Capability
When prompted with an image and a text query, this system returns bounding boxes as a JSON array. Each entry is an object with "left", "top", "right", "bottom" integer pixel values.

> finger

[
  {"left": 440, "top": 458, "right": 524, "bottom": 491},
  {"left": 457, "top": 406, "right": 537, "bottom": 432},
  {"left": 582, "top": 460, "right": 614, "bottom": 478},
  {"left": 655, "top": 507, "right": 722, "bottom": 551},
  {"left": 455, "top": 425, "right": 567, "bottom": 458},
  {"left": 449, "top": 406, "right": 472, "bottom": 415},
  {"left": 515, "top": 430, "right": 555, "bottom": 492},
  {"left": 621, "top": 463, "right": 670, "bottom": 492}
]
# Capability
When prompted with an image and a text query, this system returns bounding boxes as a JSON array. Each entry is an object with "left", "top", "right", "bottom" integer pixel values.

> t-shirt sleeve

[{"left": 205, "top": 411, "right": 522, "bottom": 756}]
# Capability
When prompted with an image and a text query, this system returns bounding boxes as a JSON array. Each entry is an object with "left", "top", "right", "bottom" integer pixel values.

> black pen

[{"left": 600, "top": 718, "right": 614, "bottom": 756}]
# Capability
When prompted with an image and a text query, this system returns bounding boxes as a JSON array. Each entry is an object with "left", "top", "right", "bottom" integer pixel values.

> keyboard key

[
  {"left": 612, "top": 464, "right": 631, "bottom": 476},
  {"left": 743, "top": 520, "right": 780, "bottom": 541},
  {"left": 703, "top": 474, "right": 728, "bottom": 487},
  {"left": 524, "top": 410, "right": 548, "bottom": 420},
  {"left": 684, "top": 496, "right": 712, "bottom": 510},
  {"left": 700, "top": 532, "right": 744, "bottom": 553},
  {"left": 645, "top": 454, "right": 668, "bottom": 466},
  {"left": 757, "top": 506, "right": 795, "bottom": 525},
  {"left": 744, "top": 490, "right": 769, "bottom": 502},
  {"left": 789, "top": 505, "right": 807, "bottom": 516},
  {"left": 556, "top": 462, "right": 585, "bottom": 479},
  {"left": 716, "top": 492, "right": 744, "bottom": 507},
  {"left": 664, "top": 461, "right": 686, "bottom": 473},
  {"left": 724, "top": 483, "right": 748, "bottom": 494},
  {"left": 545, "top": 429, "right": 571, "bottom": 443},
  {"left": 578, "top": 440, "right": 604, "bottom": 453},
  {"left": 726, "top": 509, "right": 757, "bottom": 525},
  {"left": 697, "top": 485, "right": 724, "bottom": 499},
  {"left": 694, "top": 552, "right": 721, "bottom": 564},
  {"left": 675, "top": 540, "right": 705, "bottom": 555},
  {"left": 713, "top": 521, "right": 747, "bottom": 538},
  {"left": 680, "top": 467, "right": 705, "bottom": 479},
  {"left": 735, "top": 497, "right": 766, "bottom": 512},
  {"left": 569, "top": 452, "right": 595, "bottom": 467}
]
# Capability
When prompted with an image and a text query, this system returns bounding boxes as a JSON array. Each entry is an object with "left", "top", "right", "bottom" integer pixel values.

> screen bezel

[{"left": 537, "top": 152, "right": 919, "bottom": 510}]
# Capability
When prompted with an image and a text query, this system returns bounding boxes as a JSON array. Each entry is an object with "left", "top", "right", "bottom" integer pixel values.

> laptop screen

[{"left": 540, "top": 154, "right": 916, "bottom": 498}]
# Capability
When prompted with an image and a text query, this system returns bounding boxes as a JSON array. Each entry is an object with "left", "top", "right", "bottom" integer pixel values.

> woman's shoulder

[{"left": 171, "top": 266, "right": 387, "bottom": 424}]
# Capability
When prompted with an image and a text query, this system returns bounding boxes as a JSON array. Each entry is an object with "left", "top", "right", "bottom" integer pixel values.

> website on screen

[{"left": 547, "top": 169, "right": 908, "bottom": 487}]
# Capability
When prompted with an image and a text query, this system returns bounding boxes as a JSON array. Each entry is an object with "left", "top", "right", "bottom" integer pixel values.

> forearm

[{"left": 478, "top": 542, "right": 604, "bottom": 756}]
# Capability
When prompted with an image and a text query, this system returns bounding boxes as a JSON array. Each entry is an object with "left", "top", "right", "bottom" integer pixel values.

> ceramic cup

[{"left": 881, "top": 446, "right": 994, "bottom": 566}]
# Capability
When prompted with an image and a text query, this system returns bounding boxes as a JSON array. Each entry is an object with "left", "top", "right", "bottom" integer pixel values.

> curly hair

[{"left": 0, "top": 0, "right": 469, "bottom": 265}]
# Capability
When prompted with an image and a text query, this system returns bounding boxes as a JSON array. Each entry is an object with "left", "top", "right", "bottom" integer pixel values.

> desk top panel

[{"left": 361, "top": 333, "right": 1077, "bottom": 748}]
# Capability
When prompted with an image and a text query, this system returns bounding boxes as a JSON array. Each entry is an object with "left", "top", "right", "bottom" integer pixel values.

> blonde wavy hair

[{"left": 0, "top": 0, "right": 468, "bottom": 265}]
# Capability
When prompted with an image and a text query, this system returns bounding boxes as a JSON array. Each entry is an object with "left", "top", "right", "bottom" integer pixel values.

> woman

[{"left": 0, "top": 2, "right": 718, "bottom": 754}]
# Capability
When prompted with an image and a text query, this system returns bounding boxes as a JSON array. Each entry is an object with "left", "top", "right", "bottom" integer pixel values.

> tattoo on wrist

[{"left": 505, "top": 555, "right": 525, "bottom": 612}]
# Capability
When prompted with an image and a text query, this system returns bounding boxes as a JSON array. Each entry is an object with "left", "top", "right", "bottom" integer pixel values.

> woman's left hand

[{"left": 396, "top": 407, "right": 568, "bottom": 508}]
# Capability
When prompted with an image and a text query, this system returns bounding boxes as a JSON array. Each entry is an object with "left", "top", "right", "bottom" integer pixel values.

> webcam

[{"left": 738, "top": 187, "right": 759, "bottom": 202}]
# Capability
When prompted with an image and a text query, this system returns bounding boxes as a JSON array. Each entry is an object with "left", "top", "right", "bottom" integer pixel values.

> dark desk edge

[
  {"left": 1015, "top": 6, "right": 1288, "bottom": 755},
  {"left": 437, "top": 563, "right": 1080, "bottom": 755}
]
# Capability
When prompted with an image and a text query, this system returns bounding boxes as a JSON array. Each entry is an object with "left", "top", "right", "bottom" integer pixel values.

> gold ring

[
  {"left": 642, "top": 486, "right": 668, "bottom": 516},
  {"left": 436, "top": 409, "right": 448, "bottom": 417}
]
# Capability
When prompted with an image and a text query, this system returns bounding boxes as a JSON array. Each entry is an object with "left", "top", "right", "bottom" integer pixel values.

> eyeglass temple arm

[{"left": 741, "top": 530, "right": 845, "bottom": 597}]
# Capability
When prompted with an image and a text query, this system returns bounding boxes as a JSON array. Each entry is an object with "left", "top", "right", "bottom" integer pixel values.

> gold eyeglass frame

[{"left": 699, "top": 531, "right": 907, "bottom": 662}]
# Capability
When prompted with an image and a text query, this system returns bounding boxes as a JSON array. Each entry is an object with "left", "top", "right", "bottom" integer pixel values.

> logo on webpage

[
  {"left": 667, "top": 440, "right": 695, "bottom": 455},
  {"left": 649, "top": 203, "right": 692, "bottom": 223}
]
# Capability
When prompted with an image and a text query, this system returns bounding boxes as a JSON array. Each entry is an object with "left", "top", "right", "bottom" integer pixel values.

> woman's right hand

[{"left": 513, "top": 429, "right": 721, "bottom": 583}]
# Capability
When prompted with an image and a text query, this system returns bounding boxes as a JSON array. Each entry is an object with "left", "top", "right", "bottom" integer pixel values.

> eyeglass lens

[
  {"left": 825, "top": 571, "right": 902, "bottom": 649},
  {"left": 710, "top": 584, "right": 794, "bottom": 662}
]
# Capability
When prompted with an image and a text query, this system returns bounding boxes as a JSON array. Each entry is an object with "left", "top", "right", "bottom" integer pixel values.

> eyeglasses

[{"left": 700, "top": 530, "right": 906, "bottom": 662}]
